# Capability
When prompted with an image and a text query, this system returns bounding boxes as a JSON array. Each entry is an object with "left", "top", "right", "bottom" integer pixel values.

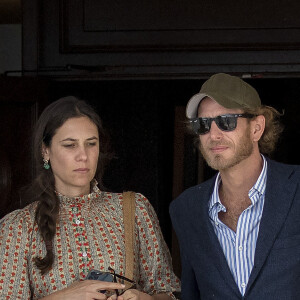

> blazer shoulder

[
  {"left": 170, "top": 176, "right": 216, "bottom": 213},
  {"left": 267, "top": 158, "right": 300, "bottom": 180}
]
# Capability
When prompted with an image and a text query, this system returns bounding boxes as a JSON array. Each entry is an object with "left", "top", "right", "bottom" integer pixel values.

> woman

[{"left": 0, "top": 96, "right": 180, "bottom": 299}]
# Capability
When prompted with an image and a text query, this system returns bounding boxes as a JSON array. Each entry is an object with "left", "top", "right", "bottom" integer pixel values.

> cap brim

[{"left": 186, "top": 93, "right": 209, "bottom": 118}]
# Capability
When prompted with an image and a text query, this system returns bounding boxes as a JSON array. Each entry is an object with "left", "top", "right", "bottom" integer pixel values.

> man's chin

[{"left": 208, "top": 160, "right": 227, "bottom": 171}]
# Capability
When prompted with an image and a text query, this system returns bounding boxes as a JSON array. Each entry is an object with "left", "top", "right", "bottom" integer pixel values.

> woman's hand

[
  {"left": 107, "top": 289, "right": 152, "bottom": 300},
  {"left": 42, "top": 279, "right": 125, "bottom": 300},
  {"left": 108, "top": 290, "right": 173, "bottom": 300}
]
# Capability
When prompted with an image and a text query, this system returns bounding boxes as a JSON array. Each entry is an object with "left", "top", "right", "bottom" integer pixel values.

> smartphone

[
  {"left": 86, "top": 269, "right": 114, "bottom": 282},
  {"left": 86, "top": 269, "right": 114, "bottom": 294}
]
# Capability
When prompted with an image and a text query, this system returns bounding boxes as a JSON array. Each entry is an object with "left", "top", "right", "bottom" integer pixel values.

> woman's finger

[
  {"left": 107, "top": 293, "right": 118, "bottom": 300},
  {"left": 86, "top": 280, "right": 125, "bottom": 291}
]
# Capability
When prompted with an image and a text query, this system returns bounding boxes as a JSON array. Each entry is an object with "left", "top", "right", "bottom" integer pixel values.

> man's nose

[{"left": 209, "top": 121, "right": 223, "bottom": 139}]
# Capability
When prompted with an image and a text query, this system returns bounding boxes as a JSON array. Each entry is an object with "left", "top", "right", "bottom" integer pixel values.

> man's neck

[
  {"left": 219, "top": 152, "right": 263, "bottom": 198},
  {"left": 217, "top": 153, "right": 264, "bottom": 231}
]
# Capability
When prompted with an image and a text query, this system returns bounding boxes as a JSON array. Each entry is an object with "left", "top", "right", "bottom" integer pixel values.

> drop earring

[{"left": 43, "top": 158, "right": 50, "bottom": 170}]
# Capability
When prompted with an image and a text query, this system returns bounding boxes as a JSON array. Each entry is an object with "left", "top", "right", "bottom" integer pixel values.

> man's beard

[{"left": 199, "top": 128, "right": 254, "bottom": 171}]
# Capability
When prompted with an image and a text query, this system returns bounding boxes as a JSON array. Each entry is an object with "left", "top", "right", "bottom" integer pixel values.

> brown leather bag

[{"left": 122, "top": 191, "right": 136, "bottom": 284}]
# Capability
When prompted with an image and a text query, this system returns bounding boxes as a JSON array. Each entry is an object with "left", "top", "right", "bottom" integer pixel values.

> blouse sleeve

[
  {"left": 134, "top": 193, "right": 181, "bottom": 297},
  {"left": 0, "top": 209, "right": 34, "bottom": 299}
]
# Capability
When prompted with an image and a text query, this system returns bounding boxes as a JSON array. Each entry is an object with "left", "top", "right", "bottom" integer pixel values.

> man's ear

[
  {"left": 252, "top": 115, "right": 265, "bottom": 142},
  {"left": 41, "top": 143, "right": 50, "bottom": 160}
]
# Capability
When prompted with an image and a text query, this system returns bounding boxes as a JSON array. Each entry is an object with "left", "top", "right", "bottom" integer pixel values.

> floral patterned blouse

[{"left": 0, "top": 185, "right": 180, "bottom": 299}]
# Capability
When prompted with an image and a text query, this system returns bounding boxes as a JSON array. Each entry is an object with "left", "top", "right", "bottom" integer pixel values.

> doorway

[{"left": 1, "top": 76, "right": 299, "bottom": 277}]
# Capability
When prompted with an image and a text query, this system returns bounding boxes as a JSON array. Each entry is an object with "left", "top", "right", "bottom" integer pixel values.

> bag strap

[{"left": 122, "top": 191, "right": 136, "bottom": 281}]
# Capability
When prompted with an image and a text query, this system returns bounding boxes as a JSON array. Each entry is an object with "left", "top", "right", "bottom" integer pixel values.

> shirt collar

[
  {"left": 249, "top": 155, "right": 267, "bottom": 200},
  {"left": 208, "top": 155, "right": 267, "bottom": 211}
]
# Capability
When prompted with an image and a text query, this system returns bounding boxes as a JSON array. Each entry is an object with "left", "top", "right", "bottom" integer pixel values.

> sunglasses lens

[
  {"left": 199, "top": 118, "right": 211, "bottom": 134},
  {"left": 190, "top": 119, "right": 199, "bottom": 135},
  {"left": 191, "top": 115, "right": 239, "bottom": 135},
  {"left": 190, "top": 118, "right": 210, "bottom": 135},
  {"left": 217, "top": 116, "right": 237, "bottom": 131}
]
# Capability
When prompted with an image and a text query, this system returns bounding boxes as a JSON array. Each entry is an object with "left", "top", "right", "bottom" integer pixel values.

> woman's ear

[
  {"left": 252, "top": 115, "right": 265, "bottom": 142},
  {"left": 41, "top": 143, "right": 50, "bottom": 160}
]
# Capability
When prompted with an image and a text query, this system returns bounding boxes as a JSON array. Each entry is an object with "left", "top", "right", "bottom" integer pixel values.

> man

[{"left": 169, "top": 73, "right": 300, "bottom": 299}]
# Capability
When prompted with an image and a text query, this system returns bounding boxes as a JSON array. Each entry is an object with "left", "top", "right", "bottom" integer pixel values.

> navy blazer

[{"left": 170, "top": 158, "right": 300, "bottom": 299}]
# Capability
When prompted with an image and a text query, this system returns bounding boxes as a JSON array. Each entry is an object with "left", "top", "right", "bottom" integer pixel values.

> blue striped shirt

[{"left": 208, "top": 156, "right": 267, "bottom": 295}]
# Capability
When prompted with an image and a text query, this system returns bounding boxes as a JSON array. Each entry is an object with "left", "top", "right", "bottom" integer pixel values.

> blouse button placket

[{"left": 70, "top": 203, "right": 91, "bottom": 278}]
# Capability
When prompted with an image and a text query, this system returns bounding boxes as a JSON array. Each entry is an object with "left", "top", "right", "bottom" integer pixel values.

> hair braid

[{"left": 32, "top": 173, "right": 58, "bottom": 274}]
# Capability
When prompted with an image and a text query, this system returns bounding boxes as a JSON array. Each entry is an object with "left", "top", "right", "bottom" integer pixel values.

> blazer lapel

[
  {"left": 246, "top": 160, "right": 298, "bottom": 293},
  {"left": 193, "top": 181, "right": 242, "bottom": 297}
]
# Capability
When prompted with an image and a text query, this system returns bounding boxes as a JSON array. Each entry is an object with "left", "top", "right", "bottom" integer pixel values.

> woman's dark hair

[
  {"left": 0, "top": 148, "right": 12, "bottom": 219},
  {"left": 26, "top": 96, "right": 111, "bottom": 274}
]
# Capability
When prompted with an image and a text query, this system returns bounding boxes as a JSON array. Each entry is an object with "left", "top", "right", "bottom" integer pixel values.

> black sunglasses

[
  {"left": 189, "top": 113, "right": 256, "bottom": 135},
  {"left": 108, "top": 267, "right": 136, "bottom": 296},
  {"left": 87, "top": 267, "right": 136, "bottom": 296}
]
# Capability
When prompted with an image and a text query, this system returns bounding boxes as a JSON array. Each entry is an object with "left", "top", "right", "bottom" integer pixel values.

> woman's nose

[{"left": 76, "top": 146, "right": 88, "bottom": 161}]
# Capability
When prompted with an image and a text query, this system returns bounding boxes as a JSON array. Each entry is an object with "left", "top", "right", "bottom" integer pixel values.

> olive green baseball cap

[{"left": 186, "top": 73, "right": 261, "bottom": 118}]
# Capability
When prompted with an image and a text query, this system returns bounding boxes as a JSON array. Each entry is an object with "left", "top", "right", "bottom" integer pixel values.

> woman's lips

[{"left": 74, "top": 168, "right": 89, "bottom": 173}]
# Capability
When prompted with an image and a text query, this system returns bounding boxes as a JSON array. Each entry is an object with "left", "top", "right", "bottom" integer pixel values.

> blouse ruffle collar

[{"left": 56, "top": 180, "right": 101, "bottom": 206}]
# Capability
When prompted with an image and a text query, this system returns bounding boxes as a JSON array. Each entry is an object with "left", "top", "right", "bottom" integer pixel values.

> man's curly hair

[{"left": 244, "top": 105, "right": 284, "bottom": 156}]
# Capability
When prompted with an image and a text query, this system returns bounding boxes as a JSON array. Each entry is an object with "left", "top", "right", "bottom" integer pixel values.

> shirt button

[
  {"left": 241, "top": 283, "right": 246, "bottom": 288},
  {"left": 75, "top": 219, "right": 81, "bottom": 225},
  {"left": 215, "top": 221, "right": 219, "bottom": 226},
  {"left": 238, "top": 245, "right": 243, "bottom": 251},
  {"left": 82, "top": 252, "right": 87, "bottom": 257}
]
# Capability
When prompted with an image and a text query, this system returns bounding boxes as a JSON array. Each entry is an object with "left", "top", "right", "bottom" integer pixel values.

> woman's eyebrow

[
  {"left": 59, "top": 136, "right": 98, "bottom": 142},
  {"left": 59, "top": 138, "right": 77, "bottom": 142},
  {"left": 86, "top": 136, "right": 98, "bottom": 140}
]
